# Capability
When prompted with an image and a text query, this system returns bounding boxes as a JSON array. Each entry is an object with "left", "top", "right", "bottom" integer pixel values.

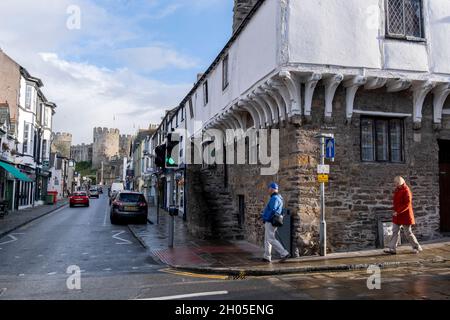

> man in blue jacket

[{"left": 261, "top": 182, "right": 290, "bottom": 263}]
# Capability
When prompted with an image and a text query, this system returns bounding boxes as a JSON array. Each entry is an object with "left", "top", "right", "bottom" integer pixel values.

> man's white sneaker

[
  {"left": 384, "top": 248, "right": 397, "bottom": 255},
  {"left": 413, "top": 246, "right": 423, "bottom": 254}
]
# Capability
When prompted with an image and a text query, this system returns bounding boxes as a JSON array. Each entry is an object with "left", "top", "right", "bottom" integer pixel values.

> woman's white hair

[{"left": 394, "top": 176, "right": 405, "bottom": 186}]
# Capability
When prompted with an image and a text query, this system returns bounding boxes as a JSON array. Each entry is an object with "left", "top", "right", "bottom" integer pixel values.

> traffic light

[
  {"left": 155, "top": 144, "right": 166, "bottom": 168},
  {"left": 165, "top": 132, "right": 180, "bottom": 169}
]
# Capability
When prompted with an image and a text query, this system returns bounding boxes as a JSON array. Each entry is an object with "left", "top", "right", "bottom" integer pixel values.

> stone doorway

[{"left": 439, "top": 140, "right": 450, "bottom": 232}]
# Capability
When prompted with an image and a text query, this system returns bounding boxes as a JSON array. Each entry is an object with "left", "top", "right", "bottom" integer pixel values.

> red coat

[{"left": 392, "top": 184, "right": 415, "bottom": 226}]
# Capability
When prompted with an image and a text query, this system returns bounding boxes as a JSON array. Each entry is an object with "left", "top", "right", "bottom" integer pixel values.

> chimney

[{"left": 233, "top": 0, "right": 258, "bottom": 33}]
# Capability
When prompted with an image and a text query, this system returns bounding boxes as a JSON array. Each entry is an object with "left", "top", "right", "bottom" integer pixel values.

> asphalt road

[{"left": 0, "top": 194, "right": 449, "bottom": 300}]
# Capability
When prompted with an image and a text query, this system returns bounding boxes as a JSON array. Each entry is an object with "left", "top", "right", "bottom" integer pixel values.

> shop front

[{"left": 0, "top": 160, "right": 33, "bottom": 211}]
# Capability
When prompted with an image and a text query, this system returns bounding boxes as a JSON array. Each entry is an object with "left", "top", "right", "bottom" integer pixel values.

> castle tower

[
  {"left": 92, "top": 127, "right": 120, "bottom": 169},
  {"left": 233, "top": 0, "right": 259, "bottom": 33},
  {"left": 51, "top": 132, "right": 72, "bottom": 158},
  {"left": 119, "top": 134, "right": 133, "bottom": 158}
]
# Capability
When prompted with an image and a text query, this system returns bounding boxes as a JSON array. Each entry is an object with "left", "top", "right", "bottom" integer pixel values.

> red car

[{"left": 69, "top": 191, "right": 90, "bottom": 208}]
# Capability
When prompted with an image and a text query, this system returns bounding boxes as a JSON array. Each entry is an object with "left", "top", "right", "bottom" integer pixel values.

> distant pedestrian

[
  {"left": 260, "top": 182, "right": 290, "bottom": 263},
  {"left": 384, "top": 176, "right": 423, "bottom": 255}
]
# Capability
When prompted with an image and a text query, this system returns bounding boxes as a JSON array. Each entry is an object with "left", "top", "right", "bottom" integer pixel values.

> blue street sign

[{"left": 325, "top": 138, "right": 335, "bottom": 159}]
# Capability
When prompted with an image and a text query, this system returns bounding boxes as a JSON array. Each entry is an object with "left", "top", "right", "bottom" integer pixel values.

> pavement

[
  {"left": 1, "top": 197, "right": 448, "bottom": 300},
  {"left": 0, "top": 199, "right": 69, "bottom": 239},
  {"left": 129, "top": 207, "right": 450, "bottom": 276}
]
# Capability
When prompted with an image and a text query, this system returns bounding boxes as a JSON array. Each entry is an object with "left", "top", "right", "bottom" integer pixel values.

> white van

[{"left": 111, "top": 182, "right": 125, "bottom": 193}]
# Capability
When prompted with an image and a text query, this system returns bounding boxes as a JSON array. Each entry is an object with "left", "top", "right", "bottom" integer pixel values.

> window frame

[
  {"left": 203, "top": 81, "right": 209, "bottom": 106},
  {"left": 360, "top": 116, "right": 405, "bottom": 163},
  {"left": 188, "top": 98, "right": 194, "bottom": 118},
  {"left": 222, "top": 54, "right": 229, "bottom": 91},
  {"left": 385, "top": 0, "right": 425, "bottom": 42},
  {"left": 25, "top": 85, "right": 32, "bottom": 110}
]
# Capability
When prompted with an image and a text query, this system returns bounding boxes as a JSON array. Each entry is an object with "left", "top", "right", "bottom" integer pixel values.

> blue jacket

[{"left": 261, "top": 193, "right": 284, "bottom": 223}]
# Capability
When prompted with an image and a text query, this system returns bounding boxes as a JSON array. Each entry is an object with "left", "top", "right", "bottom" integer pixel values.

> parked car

[
  {"left": 89, "top": 187, "right": 100, "bottom": 198},
  {"left": 110, "top": 191, "right": 148, "bottom": 225},
  {"left": 69, "top": 191, "right": 90, "bottom": 208},
  {"left": 109, "top": 190, "right": 119, "bottom": 205}
]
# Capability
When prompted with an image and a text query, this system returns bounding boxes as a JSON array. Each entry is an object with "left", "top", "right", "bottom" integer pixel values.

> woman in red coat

[{"left": 384, "top": 176, "right": 423, "bottom": 255}]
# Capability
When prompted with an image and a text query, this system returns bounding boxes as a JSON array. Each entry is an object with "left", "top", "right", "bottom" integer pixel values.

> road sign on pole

[
  {"left": 314, "top": 133, "right": 334, "bottom": 257},
  {"left": 325, "top": 138, "right": 335, "bottom": 160}
]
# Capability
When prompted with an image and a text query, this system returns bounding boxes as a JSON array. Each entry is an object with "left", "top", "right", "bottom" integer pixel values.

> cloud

[
  {"left": 38, "top": 53, "right": 191, "bottom": 143},
  {"left": 114, "top": 46, "right": 199, "bottom": 72},
  {"left": 0, "top": 0, "right": 203, "bottom": 144}
]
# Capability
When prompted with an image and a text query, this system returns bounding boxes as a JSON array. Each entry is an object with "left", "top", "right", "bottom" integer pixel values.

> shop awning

[{"left": 0, "top": 161, "right": 33, "bottom": 182}]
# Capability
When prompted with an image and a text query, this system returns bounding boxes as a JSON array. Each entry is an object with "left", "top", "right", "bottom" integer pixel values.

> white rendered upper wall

[
  {"left": 186, "top": 0, "right": 279, "bottom": 135},
  {"left": 288, "top": 0, "right": 450, "bottom": 74}
]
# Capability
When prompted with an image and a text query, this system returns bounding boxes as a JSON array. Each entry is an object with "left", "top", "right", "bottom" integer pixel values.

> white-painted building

[
  {"left": 178, "top": 0, "right": 450, "bottom": 136},
  {"left": 149, "top": 0, "right": 450, "bottom": 252}
]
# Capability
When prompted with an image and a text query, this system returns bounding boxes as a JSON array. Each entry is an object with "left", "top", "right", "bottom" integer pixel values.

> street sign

[
  {"left": 325, "top": 138, "right": 335, "bottom": 160},
  {"left": 317, "top": 165, "right": 330, "bottom": 175},
  {"left": 318, "top": 174, "right": 329, "bottom": 183}
]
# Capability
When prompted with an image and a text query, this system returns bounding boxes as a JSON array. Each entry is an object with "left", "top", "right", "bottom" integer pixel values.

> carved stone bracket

[
  {"left": 344, "top": 76, "right": 367, "bottom": 123},
  {"left": 386, "top": 78, "right": 412, "bottom": 93},
  {"left": 323, "top": 74, "right": 344, "bottom": 120},
  {"left": 279, "top": 70, "right": 302, "bottom": 117},
  {"left": 364, "top": 77, "right": 387, "bottom": 90},
  {"left": 302, "top": 73, "right": 322, "bottom": 122},
  {"left": 411, "top": 80, "right": 435, "bottom": 129},
  {"left": 432, "top": 83, "right": 450, "bottom": 128}
]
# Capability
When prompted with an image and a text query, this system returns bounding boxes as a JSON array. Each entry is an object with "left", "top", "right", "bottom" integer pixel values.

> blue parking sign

[{"left": 325, "top": 138, "right": 335, "bottom": 159}]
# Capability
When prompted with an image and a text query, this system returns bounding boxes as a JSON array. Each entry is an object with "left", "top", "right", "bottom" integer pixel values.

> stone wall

[
  {"left": 92, "top": 128, "right": 120, "bottom": 169},
  {"left": 119, "top": 135, "right": 133, "bottom": 158},
  {"left": 186, "top": 86, "right": 446, "bottom": 255},
  {"left": 71, "top": 143, "right": 93, "bottom": 163},
  {"left": 233, "top": 0, "right": 259, "bottom": 33},
  {"left": 51, "top": 132, "right": 72, "bottom": 159}
]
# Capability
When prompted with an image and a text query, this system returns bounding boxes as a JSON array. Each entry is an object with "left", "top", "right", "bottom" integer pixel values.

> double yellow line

[{"left": 159, "top": 268, "right": 230, "bottom": 280}]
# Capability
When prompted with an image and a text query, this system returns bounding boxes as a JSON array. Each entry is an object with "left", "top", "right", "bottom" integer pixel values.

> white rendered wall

[
  {"left": 288, "top": 0, "right": 450, "bottom": 75},
  {"left": 288, "top": 0, "right": 381, "bottom": 69},
  {"left": 186, "top": 0, "right": 279, "bottom": 136}
]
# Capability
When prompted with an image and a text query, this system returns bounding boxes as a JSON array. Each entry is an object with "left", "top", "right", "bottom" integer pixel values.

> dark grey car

[{"left": 110, "top": 192, "right": 148, "bottom": 225}]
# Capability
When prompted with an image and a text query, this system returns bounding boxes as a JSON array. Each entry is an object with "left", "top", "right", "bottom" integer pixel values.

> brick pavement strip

[{"left": 0, "top": 200, "right": 69, "bottom": 239}]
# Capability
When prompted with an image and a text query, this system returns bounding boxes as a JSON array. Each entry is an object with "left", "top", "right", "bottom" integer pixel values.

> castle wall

[
  {"left": 51, "top": 132, "right": 72, "bottom": 159},
  {"left": 92, "top": 128, "right": 120, "bottom": 169},
  {"left": 71, "top": 143, "right": 93, "bottom": 163},
  {"left": 119, "top": 135, "right": 132, "bottom": 158}
]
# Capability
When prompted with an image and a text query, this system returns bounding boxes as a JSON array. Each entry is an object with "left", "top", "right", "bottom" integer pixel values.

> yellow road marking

[{"left": 159, "top": 268, "right": 229, "bottom": 280}]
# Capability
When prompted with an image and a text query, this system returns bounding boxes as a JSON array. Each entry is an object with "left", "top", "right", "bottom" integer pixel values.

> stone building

[
  {"left": 71, "top": 143, "right": 93, "bottom": 163},
  {"left": 51, "top": 132, "right": 72, "bottom": 159},
  {"left": 92, "top": 127, "right": 120, "bottom": 169},
  {"left": 150, "top": 0, "right": 450, "bottom": 256}
]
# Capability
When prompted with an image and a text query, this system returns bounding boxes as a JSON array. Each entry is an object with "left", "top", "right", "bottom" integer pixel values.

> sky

[{"left": 0, "top": 0, "right": 234, "bottom": 144}]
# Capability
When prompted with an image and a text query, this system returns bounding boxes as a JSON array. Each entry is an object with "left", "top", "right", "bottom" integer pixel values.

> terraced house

[
  {"left": 0, "top": 49, "right": 57, "bottom": 210},
  {"left": 151, "top": 0, "right": 450, "bottom": 256}
]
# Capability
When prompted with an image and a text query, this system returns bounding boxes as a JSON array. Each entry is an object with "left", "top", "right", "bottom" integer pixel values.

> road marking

[
  {"left": 159, "top": 268, "right": 229, "bottom": 280},
  {"left": 0, "top": 288, "right": 6, "bottom": 296},
  {"left": 47, "top": 272, "right": 57, "bottom": 276},
  {"left": 138, "top": 291, "right": 229, "bottom": 301},
  {"left": 18, "top": 274, "right": 25, "bottom": 277},
  {"left": 112, "top": 230, "right": 132, "bottom": 245},
  {"left": 103, "top": 268, "right": 112, "bottom": 271},
  {"left": 103, "top": 205, "right": 109, "bottom": 227},
  {"left": 0, "top": 233, "right": 24, "bottom": 246}
]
